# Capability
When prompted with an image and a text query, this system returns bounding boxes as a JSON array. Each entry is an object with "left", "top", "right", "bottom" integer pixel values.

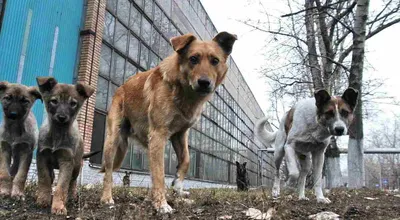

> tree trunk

[
  {"left": 348, "top": 0, "right": 370, "bottom": 189},
  {"left": 304, "top": 0, "right": 324, "bottom": 90}
]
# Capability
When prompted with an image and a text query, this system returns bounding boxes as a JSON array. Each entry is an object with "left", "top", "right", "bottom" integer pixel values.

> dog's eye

[
  {"left": 211, "top": 57, "right": 219, "bottom": 66},
  {"left": 21, "top": 98, "right": 30, "bottom": 105},
  {"left": 70, "top": 101, "right": 78, "bottom": 108},
  {"left": 325, "top": 110, "right": 334, "bottom": 118},
  {"left": 189, "top": 56, "right": 199, "bottom": 65},
  {"left": 340, "top": 110, "right": 349, "bottom": 117},
  {"left": 3, "top": 95, "right": 11, "bottom": 101},
  {"left": 50, "top": 99, "right": 58, "bottom": 105}
]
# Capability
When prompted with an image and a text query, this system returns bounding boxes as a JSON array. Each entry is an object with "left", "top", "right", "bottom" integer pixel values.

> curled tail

[{"left": 255, "top": 117, "right": 276, "bottom": 145}]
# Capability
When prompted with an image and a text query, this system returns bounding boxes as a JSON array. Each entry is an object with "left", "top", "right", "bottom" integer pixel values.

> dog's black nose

[
  {"left": 335, "top": 126, "right": 345, "bottom": 135},
  {"left": 8, "top": 112, "right": 18, "bottom": 119},
  {"left": 57, "top": 114, "right": 68, "bottom": 123},
  {"left": 197, "top": 77, "right": 211, "bottom": 90}
]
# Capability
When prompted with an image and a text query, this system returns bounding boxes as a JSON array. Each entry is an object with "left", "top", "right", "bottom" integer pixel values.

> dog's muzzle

[
  {"left": 194, "top": 76, "right": 213, "bottom": 96},
  {"left": 333, "top": 126, "right": 345, "bottom": 136},
  {"left": 6, "top": 111, "right": 19, "bottom": 120},
  {"left": 55, "top": 114, "right": 69, "bottom": 124}
]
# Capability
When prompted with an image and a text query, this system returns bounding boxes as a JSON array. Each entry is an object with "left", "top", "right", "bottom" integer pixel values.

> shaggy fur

[
  {"left": 0, "top": 82, "right": 41, "bottom": 200},
  {"left": 35, "top": 77, "right": 95, "bottom": 215},
  {"left": 255, "top": 88, "right": 358, "bottom": 203},
  {"left": 99, "top": 32, "right": 237, "bottom": 213}
]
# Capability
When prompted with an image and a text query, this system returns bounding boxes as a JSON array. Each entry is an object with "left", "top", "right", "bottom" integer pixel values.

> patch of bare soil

[{"left": 0, "top": 184, "right": 399, "bottom": 219}]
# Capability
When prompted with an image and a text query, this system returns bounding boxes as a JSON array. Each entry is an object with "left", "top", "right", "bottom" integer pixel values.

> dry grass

[{"left": 0, "top": 183, "right": 399, "bottom": 219}]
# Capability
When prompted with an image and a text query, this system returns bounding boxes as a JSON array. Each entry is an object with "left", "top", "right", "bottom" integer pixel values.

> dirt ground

[{"left": 0, "top": 184, "right": 399, "bottom": 220}]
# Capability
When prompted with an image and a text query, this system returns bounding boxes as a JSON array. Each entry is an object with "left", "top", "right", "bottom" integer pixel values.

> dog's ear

[
  {"left": 29, "top": 87, "right": 43, "bottom": 102},
  {"left": 314, "top": 89, "right": 331, "bottom": 109},
  {"left": 36, "top": 77, "right": 58, "bottom": 93},
  {"left": 0, "top": 81, "right": 9, "bottom": 96},
  {"left": 342, "top": 87, "right": 359, "bottom": 111},
  {"left": 213, "top": 32, "right": 237, "bottom": 56},
  {"left": 243, "top": 162, "right": 247, "bottom": 167},
  {"left": 75, "top": 82, "right": 95, "bottom": 99},
  {"left": 170, "top": 34, "right": 197, "bottom": 54},
  {"left": 236, "top": 161, "right": 240, "bottom": 167}
]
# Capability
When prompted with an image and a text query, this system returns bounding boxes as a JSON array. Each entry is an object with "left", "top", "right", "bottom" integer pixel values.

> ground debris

[
  {"left": 218, "top": 215, "right": 233, "bottom": 219},
  {"left": 364, "top": 197, "right": 378, "bottom": 200},
  {"left": 243, "top": 207, "right": 275, "bottom": 220},
  {"left": 1, "top": 185, "right": 400, "bottom": 219},
  {"left": 308, "top": 211, "right": 340, "bottom": 220}
]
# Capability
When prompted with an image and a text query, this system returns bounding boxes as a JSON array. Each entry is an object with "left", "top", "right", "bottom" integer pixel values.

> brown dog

[
  {"left": 0, "top": 82, "right": 41, "bottom": 200},
  {"left": 100, "top": 32, "right": 237, "bottom": 213},
  {"left": 35, "top": 77, "right": 95, "bottom": 215}
]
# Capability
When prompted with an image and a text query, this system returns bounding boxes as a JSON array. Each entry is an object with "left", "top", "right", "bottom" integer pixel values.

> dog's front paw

[
  {"left": 100, "top": 195, "right": 115, "bottom": 205},
  {"left": 316, "top": 197, "right": 331, "bottom": 204},
  {"left": 51, "top": 202, "right": 67, "bottom": 215},
  {"left": 36, "top": 192, "right": 52, "bottom": 207},
  {"left": 172, "top": 178, "right": 190, "bottom": 197},
  {"left": 175, "top": 190, "right": 190, "bottom": 197},
  {"left": 36, "top": 197, "right": 51, "bottom": 207},
  {"left": 154, "top": 201, "right": 173, "bottom": 214},
  {"left": 272, "top": 187, "right": 280, "bottom": 198},
  {"left": 0, "top": 187, "right": 11, "bottom": 197},
  {"left": 11, "top": 189, "right": 25, "bottom": 201},
  {"left": 299, "top": 196, "right": 309, "bottom": 201}
]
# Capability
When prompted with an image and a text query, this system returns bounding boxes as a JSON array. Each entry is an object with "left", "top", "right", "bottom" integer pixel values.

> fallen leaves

[
  {"left": 364, "top": 197, "right": 379, "bottom": 200},
  {"left": 308, "top": 211, "right": 340, "bottom": 220},
  {"left": 243, "top": 207, "right": 276, "bottom": 220}
]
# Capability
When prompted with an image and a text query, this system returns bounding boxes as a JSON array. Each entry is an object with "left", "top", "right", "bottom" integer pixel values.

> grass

[{"left": 0, "top": 183, "right": 399, "bottom": 219}]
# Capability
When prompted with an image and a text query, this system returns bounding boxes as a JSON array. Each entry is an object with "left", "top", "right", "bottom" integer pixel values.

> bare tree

[
  {"left": 242, "top": 0, "right": 400, "bottom": 188},
  {"left": 347, "top": 0, "right": 370, "bottom": 188}
]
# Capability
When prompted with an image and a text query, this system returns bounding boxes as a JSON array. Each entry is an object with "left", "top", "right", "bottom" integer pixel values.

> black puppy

[
  {"left": 123, "top": 171, "right": 133, "bottom": 187},
  {"left": 236, "top": 161, "right": 250, "bottom": 191}
]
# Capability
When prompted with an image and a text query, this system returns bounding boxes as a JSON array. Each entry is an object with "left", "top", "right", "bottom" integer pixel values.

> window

[
  {"left": 107, "top": 82, "right": 118, "bottom": 110},
  {"left": 128, "top": 34, "right": 139, "bottom": 62},
  {"left": 95, "top": 77, "right": 109, "bottom": 111},
  {"left": 99, "top": 45, "right": 112, "bottom": 77},
  {"left": 117, "top": 0, "right": 130, "bottom": 26},
  {"left": 103, "top": 12, "right": 115, "bottom": 44},
  {"left": 151, "top": 29, "right": 160, "bottom": 54},
  {"left": 125, "top": 61, "right": 137, "bottom": 81},
  {"left": 154, "top": 5, "right": 162, "bottom": 29},
  {"left": 111, "top": 52, "right": 125, "bottom": 85},
  {"left": 90, "top": 112, "right": 106, "bottom": 164},
  {"left": 129, "top": 6, "right": 141, "bottom": 35},
  {"left": 141, "top": 18, "right": 152, "bottom": 45},
  {"left": 140, "top": 43, "right": 149, "bottom": 69},
  {"left": 114, "top": 21, "right": 128, "bottom": 53},
  {"left": 144, "top": 0, "right": 153, "bottom": 19},
  {"left": 106, "top": 0, "right": 117, "bottom": 13}
]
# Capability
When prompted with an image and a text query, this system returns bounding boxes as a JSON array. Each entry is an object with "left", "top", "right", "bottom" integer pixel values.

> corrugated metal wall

[{"left": 0, "top": 0, "right": 84, "bottom": 125}]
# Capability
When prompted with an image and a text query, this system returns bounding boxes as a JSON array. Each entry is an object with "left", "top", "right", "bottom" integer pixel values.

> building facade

[{"left": 0, "top": 0, "right": 274, "bottom": 187}]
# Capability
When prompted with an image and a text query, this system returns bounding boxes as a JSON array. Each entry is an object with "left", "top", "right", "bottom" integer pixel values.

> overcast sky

[{"left": 201, "top": 0, "right": 400, "bottom": 131}]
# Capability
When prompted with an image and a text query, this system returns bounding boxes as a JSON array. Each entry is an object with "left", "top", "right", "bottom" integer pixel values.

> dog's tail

[
  {"left": 83, "top": 150, "right": 101, "bottom": 159},
  {"left": 255, "top": 117, "right": 276, "bottom": 145}
]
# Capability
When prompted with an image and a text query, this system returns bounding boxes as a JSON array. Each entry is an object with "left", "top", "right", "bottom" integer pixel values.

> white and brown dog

[{"left": 255, "top": 88, "right": 358, "bottom": 203}]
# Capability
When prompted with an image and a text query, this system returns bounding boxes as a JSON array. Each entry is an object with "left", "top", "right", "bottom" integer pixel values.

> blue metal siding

[{"left": 0, "top": 0, "right": 84, "bottom": 125}]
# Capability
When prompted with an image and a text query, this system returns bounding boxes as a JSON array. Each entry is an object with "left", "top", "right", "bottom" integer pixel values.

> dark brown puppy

[
  {"left": 100, "top": 32, "right": 237, "bottom": 213},
  {"left": 35, "top": 77, "right": 94, "bottom": 215},
  {"left": 236, "top": 161, "right": 250, "bottom": 191},
  {"left": 0, "top": 82, "right": 41, "bottom": 200}
]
